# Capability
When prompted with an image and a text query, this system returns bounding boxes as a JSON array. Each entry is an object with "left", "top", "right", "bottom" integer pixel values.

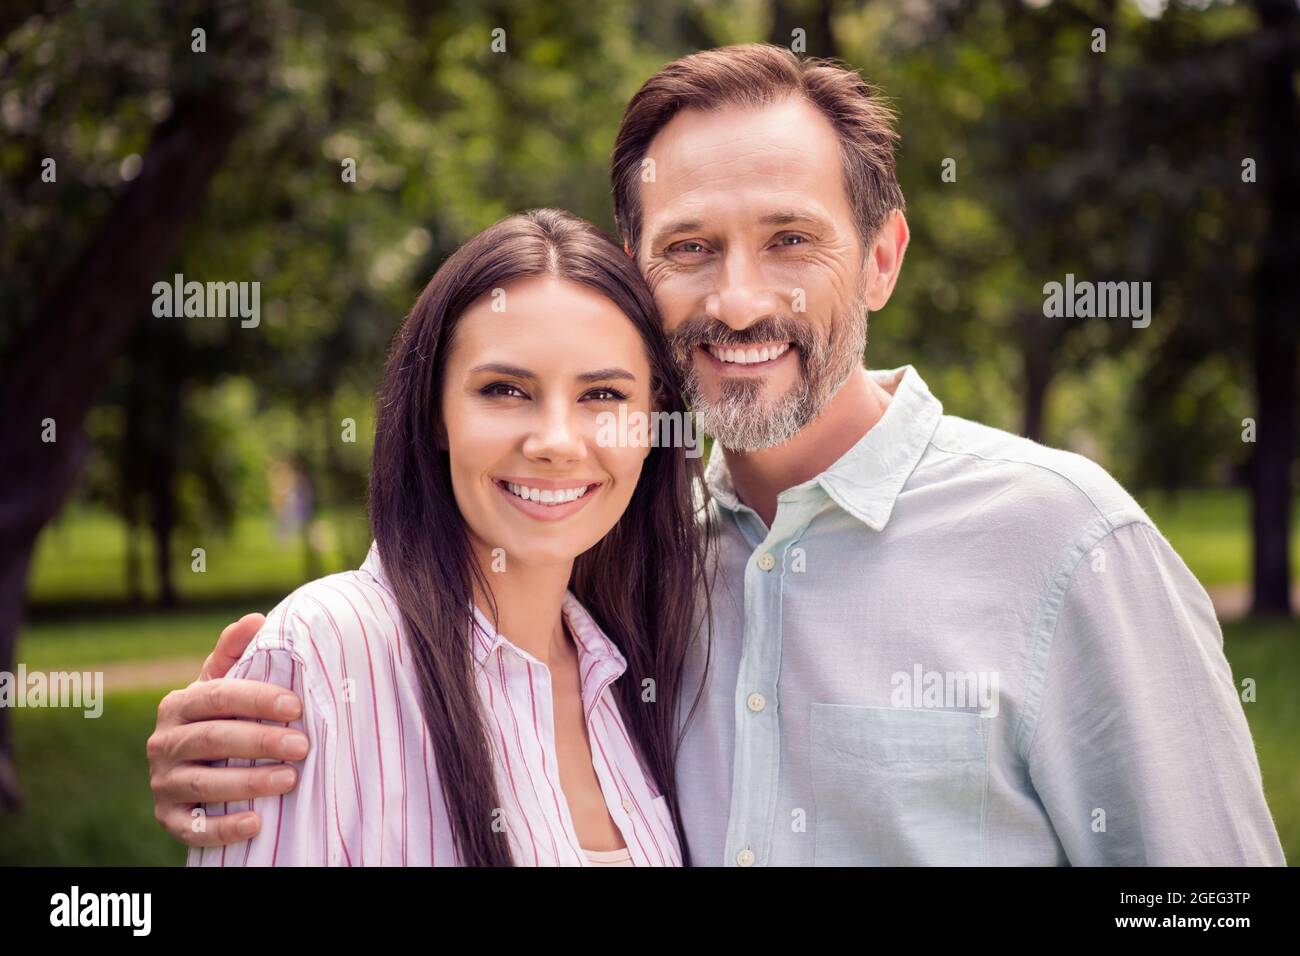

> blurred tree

[
  {"left": 770, "top": 0, "right": 839, "bottom": 56},
  {"left": 848, "top": 0, "right": 1297, "bottom": 617},
  {"left": 1245, "top": 0, "right": 1299, "bottom": 616},
  {"left": 1106, "top": 0, "right": 1299, "bottom": 616},
  {"left": 83, "top": 313, "right": 242, "bottom": 605},
  {"left": 0, "top": 1, "right": 270, "bottom": 808}
]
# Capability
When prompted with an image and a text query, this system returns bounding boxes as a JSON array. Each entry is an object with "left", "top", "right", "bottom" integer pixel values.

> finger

[
  {"left": 169, "top": 677, "right": 303, "bottom": 725},
  {"left": 161, "top": 806, "right": 264, "bottom": 849},
  {"left": 165, "top": 718, "right": 309, "bottom": 765},
  {"left": 156, "top": 760, "right": 299, "bottom": 806},
  {"left": 200, "top": 613, "right": 267, "bottom": 681}
]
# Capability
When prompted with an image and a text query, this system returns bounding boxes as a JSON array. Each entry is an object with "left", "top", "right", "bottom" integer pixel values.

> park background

[{"left": 1, "top": 0, "right": 1297, "bottom": 865}]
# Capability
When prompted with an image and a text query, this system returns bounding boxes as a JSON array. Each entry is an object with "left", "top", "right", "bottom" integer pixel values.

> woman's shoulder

[{"left": 245, "top": 568, "right": 408, "bottom": 693}]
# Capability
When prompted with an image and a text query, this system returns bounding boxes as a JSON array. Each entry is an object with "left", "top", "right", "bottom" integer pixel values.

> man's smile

[{"left": 700, "top": 341, "right": 795, "bottom": 373}]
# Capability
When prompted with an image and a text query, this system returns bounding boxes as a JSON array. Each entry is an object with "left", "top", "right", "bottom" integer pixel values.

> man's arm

[
  {"left": 147, "top": 613, "right": 309, "bottom": 848},
  {"left": 187, "top": 637, "right": 332, "bottom": 866},
  {"left": 1025, "top": 520, "right": 1285, "bottom": 865}
]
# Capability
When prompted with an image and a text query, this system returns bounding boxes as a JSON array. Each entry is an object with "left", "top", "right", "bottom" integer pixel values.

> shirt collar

[
  {"left": 703, "top": 365, "right": 943, "bottom": 532},
  {"left": 361, "top": 541, "right": 628, "bottom": 681}
]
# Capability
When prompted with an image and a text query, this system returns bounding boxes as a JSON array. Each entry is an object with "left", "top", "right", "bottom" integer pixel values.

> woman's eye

[
  {"left": 481, "top": 382, "right": 527, "bottom": 399},
  {"left": 583, "top": 387, "right": 627, "bottom": 403}
]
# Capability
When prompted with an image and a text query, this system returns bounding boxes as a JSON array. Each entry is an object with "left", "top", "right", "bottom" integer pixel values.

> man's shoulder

[{"left": 921, "top": 413, "right": 1149, "bottom": 532}]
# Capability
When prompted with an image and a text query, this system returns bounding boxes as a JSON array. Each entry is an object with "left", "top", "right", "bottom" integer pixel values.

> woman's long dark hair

[{"left": 369, "top": 209, "right": 713, "bottom": 866}]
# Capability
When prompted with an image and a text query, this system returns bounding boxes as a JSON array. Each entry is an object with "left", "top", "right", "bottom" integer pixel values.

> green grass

[
  {"left": 1221, "top": 618, "right": 1300, "bottom": 863},
  {"left": 1143, "top": 489, "right": 1300, "bottom": 589},
  {"left": 17, "top": 605, "right": 261, "bottom": 670},
  {"left": 0, "top": 687, "right": 184, "bottom": 866},
  {"left": 26, "top": 505, "right": 369, "bottom": 606}
]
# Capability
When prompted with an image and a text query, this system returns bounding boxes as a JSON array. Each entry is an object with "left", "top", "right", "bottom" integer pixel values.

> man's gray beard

[{"left": 683, "top": 304, "right": 868, "bottom": 452}]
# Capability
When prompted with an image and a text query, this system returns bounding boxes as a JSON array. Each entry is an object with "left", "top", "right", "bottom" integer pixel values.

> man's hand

[{"left": 147, "top": 613, "right": 309, "bottom": 848}]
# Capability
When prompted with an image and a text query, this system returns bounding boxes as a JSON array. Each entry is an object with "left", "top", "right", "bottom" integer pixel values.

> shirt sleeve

[
  {"left": 1025, "top": 519, "right": 1286, "bottom": 866},
  {"left": 185, "top": 614, "right": 336, "bottom": 867}
]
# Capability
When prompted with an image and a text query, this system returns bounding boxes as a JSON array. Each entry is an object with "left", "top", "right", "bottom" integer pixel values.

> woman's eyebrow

[
  {"left": 468, "top": 363, "right": 636, "bottom": 384},
  {"left": 468, "top": 362, "right": 536, "bottom": 379},
  {"left": 577, "top": 367, "right": 637, "bottom": 384}
]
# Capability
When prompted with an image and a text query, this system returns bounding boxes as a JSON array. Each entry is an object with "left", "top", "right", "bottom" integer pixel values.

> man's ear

[
  {"left": 864, "top": 209, "right": 910, "bottom": 312},
  {"left": 623, "top": 240, "right": 633, "bottom": 258}
]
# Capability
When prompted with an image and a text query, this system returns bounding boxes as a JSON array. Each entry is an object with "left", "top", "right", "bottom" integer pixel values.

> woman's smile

[{"left": 492, "top": 476, "right": 604, "bottom": 522}]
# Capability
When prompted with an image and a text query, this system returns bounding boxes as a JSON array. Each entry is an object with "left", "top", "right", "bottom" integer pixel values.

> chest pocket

[{"left": 810, "top": 704, "right": 989, "bottom": 866}]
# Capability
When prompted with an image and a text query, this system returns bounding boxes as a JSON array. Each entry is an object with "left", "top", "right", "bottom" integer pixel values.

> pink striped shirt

[{"left": 186, "top": 542, "right": 682, "bottom": 867}]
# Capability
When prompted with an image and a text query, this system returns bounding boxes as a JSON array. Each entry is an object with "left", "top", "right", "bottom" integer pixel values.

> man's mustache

[{"left": 668, "top": 315, "right": 815, "bottom": 353}]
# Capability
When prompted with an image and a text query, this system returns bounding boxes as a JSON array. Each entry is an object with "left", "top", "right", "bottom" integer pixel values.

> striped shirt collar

[
  {"left": 702, "top": 364, "right": 944, "bottom": 532},
  {"left": 360, "top": 541, "right": 628, "bottom": 683}
]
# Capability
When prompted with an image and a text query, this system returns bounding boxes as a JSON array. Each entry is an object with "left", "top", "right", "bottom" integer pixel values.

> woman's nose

[{"left": 521, "top": 403, "right": 587, "bottom": 463}]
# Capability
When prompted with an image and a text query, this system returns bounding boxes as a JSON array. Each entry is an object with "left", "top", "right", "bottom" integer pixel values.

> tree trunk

[
  {"left": 0, "top": 546, "right": 33, "bottom": 810},
  {"left": 769, "top": 0, "right": 838, "bottom": 58},
  {"left": 1249, "top": 0, "right": 1299, "bottom": 618},
  {"left": 151, "top": 463, "right": 177, "bottom": 608},
  {"left": 150, "top": 358, "right": 182, "bottom": 608},
  {"left": 1021, "top": 343, "right": 1055, "bottom": 444},
  {"left": 125, "top": 509, "right": 143, "bottom": 605},
  {"left": 0, "top": 87, "right": 246, "bottom": 810}
]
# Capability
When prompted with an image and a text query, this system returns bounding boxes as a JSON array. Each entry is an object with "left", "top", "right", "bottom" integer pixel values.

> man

[{"left": 147, "top": 44, "right": 1285, "bottom": 865}]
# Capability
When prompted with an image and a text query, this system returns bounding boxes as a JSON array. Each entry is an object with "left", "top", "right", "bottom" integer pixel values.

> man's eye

[
  {"left": 583, "top": 387, "right": 627, "bottom": 403},
  {"left": 670, "top": 241, "right": 708, "bottom": 255},
  {"left": 777, "top": 233, "right": 808, "bottom": 246},
  {"left": 481, "top": 382, "right": 527, "bottom": 399}
]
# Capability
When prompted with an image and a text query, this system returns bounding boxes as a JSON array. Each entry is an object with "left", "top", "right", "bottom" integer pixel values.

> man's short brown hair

[{"left": 611, "top": 43, "right": 905, "bottom": 255}]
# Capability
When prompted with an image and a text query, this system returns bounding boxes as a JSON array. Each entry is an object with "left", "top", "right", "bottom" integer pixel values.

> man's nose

[{"left": 708, "top": 247, "right": 783, "bottom": 332}]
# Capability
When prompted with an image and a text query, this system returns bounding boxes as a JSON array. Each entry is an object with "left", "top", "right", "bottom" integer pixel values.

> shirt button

[
  {"left": 747, "top": 692, "right": 766, "bottom": 713},
  {"left": 622, "top": 798, "right": 633, "bottom": 813},
  {"left": 736, "top": 849, "right": 756, "bottom": 867},
  {"left": 756, "top": 552, "right": 776, "bottom": 571}
]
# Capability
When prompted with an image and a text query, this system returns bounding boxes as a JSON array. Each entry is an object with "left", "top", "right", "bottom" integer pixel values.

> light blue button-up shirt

[{"left": 675, "top": 364, "right": 1285, "bottom": 866}]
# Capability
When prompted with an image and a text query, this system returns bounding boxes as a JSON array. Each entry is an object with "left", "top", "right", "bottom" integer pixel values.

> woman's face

[{"left": 440, "top": 275, "right": 655, "bottom": 571}]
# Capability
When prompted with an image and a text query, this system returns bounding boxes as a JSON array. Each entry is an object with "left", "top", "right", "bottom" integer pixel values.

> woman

[{"left": 187, "top": 209, "right": 712, "bottom": 867}]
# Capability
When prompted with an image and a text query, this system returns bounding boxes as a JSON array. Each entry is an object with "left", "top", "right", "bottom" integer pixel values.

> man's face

[{"left": 636, "top": 97, "right": 869, "bottom": 451}]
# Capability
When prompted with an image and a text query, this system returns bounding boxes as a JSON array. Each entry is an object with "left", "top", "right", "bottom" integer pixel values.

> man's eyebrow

[
  {"left": 649, "top": 218, "right": 705, "bottom": 247},
  {"left": 649, "top": 210, "right": 832, "bottom": 247},
  {"left": 758, "top": 210, "right": 832, "bottom": 229}
]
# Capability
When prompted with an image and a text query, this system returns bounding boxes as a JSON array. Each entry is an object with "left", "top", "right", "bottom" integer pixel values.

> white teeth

[
  {"left": 708, "top": 343, "right": 790, "bottom": 365},
  {"left": 503, "top": 482, "right": 591, "bottom": 506}
]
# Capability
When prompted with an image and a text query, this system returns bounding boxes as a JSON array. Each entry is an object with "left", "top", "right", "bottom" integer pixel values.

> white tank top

[{"left": 582, "top": 845, "right": 634, "bottom": 867}]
